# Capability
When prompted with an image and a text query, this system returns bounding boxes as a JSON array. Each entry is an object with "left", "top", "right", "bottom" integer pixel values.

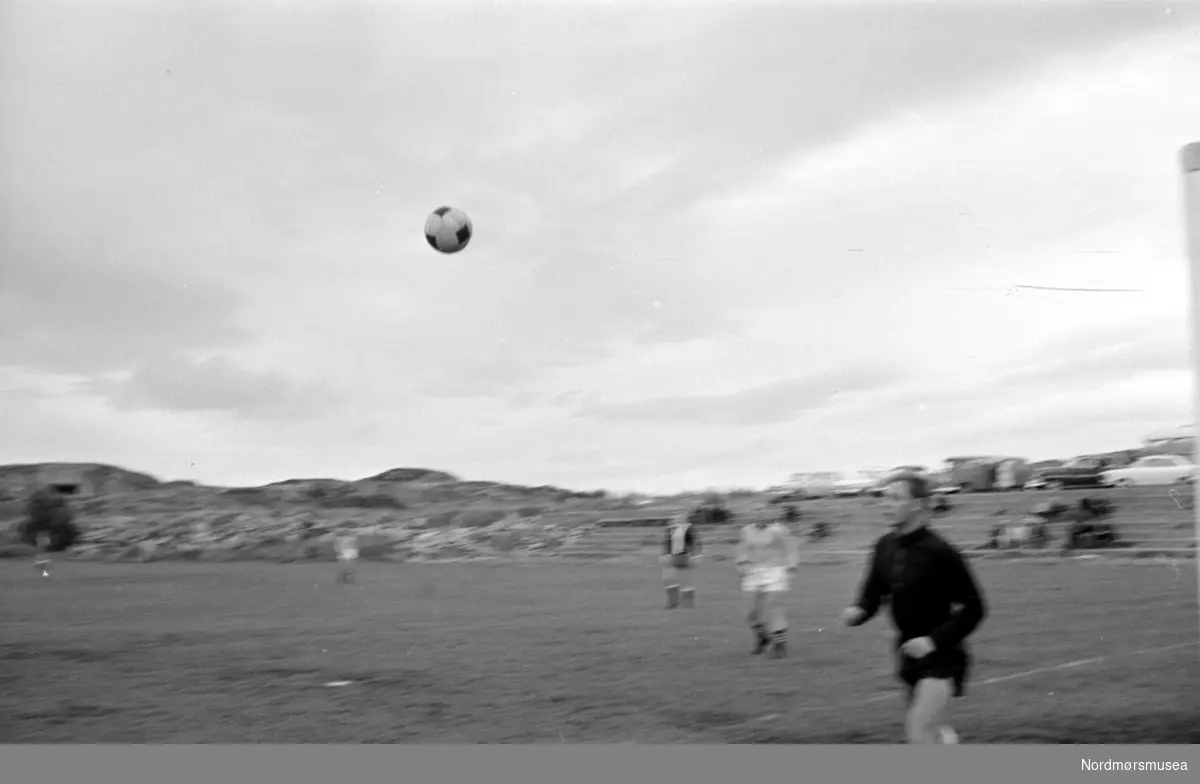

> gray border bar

[{"left": 2, "top": 746, "right": 1197, "bottom": 783}]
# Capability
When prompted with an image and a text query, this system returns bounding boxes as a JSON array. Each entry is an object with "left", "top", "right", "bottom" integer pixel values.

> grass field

[{"left": 2, "top": 557, "right": 1198, "bottom": 744}]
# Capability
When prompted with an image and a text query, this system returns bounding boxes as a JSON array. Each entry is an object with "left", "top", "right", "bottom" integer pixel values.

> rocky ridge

[{"left": 0, "top": 463, "right": 668, "bottom": 563}]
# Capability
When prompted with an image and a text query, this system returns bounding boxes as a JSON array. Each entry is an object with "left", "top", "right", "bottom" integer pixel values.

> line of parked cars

[
  {"left": 1025, "top": 453, "right": 1197, "bottom": 490},
  {"left": 1023, "top": 456, "right": 1111, "bottom": 491},
  {"left": 772, "top": 453, "right": 1197, "bottom": 502}
]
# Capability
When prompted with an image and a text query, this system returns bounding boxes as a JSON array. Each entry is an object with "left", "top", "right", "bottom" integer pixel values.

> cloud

[
  {"left": 928, "top": 368, "right": 1192, "bottom": 463},
  {"left": 93, "top": 354, "right": 338, "bottom": 421},
  {"left": 1, "top": 2, "right": 1197, "bottom": 492},
  {"left": 1003, "top": 313, "right": 1184, "bottom": 392},
  {"left": 0, "top": 368, "right": 237, "bottom": 477},
  {"left": 689, "top": 25, "right": 1200, "bottom": 304},
  {"left": 0, "top": 238, "right": 249, "bottom": 376},
  {"left": 581, "top": 367, "right": 902, "bottom": 426},
  {"left": 857, "top": 312, "right": 1190, "bottom": 410},
  {"left": 745, "top": 307, "right": 1194, "bottom": 471},
  {"left": 6, "top": 1, "right": 1191, "bottom": 401},
  {"left": 1002, "top": 335, "right": 1189, "bottom": 391}
]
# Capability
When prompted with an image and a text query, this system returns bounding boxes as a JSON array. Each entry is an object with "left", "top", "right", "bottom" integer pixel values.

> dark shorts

[
  {"left": 897, "top": 647, "right": 969, "bottom": 704},
  {"left": 669, "top": 553, "right": 691, "bottom": 569}
]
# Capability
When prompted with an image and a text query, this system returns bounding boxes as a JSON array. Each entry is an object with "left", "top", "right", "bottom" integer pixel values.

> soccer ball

[{"left": 424, "top": 206, "right": 473, "bottom": 254}]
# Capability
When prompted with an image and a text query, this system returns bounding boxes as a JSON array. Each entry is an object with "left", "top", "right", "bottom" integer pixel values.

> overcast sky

[{"left": 2, "top": 1, "right": 1198, "bottom": 493}]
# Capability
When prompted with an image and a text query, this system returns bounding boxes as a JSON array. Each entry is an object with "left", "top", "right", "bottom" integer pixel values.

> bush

[
  {"left": 457, "top": 509, "right": 510, "bottom": 528},
  {"left": 688, "top": 502, "right": 732, "bottom": 525},
  {"left": 18, "top": 488, "right": 80, "bottom": 552},
  {"left": 317, "top": 493, "right": 408, "bottom": 510},
  {"left": 0, "top": 543, "right": 40, "bottom": 559},
  {"left": 490, "top": 531, "right": 521, "bottom": 551},
  {"left": 222, "top": 487, "right": 274, "bottom": 506},
  {"left": 426, "top": 510, "right": 462, "bottom": 527}
]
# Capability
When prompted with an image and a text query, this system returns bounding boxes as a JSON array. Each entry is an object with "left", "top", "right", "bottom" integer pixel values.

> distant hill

[
  {"left": 0, "top": 456, "right": 1189, "bottom": 563},
  {"left": 0, "top": 462, "right": 611, "bottom": 505},
  {"left": 0, "top": 462, "right": 162, "bottom": 500},
  {"left": 0, "top": 462, "right": 684, "bottom": 561},
  {"left": 360, "top": 467, "right": 460, "bottom": 484}
]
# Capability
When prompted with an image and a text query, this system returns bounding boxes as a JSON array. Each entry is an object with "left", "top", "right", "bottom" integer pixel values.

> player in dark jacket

[
  {"left": 841, "top": 471, "right": 986, "bottom": 744},
  {"left": 661, "top": 513, "right": 703, "bottom": 608}
]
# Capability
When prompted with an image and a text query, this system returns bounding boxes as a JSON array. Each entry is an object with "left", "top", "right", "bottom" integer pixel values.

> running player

[
  {"left": 661, "top": 512, "right": 702, "bottom": 608},
  {"left": 735, "top": 512, "right": 800, "bottom": 658},
  {"left": 840, "top": 471, "right": 987, "bottom": 744}
]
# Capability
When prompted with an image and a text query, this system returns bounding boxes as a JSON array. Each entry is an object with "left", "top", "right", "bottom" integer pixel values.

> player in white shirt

[
  {"left": 335, "top": 533, "right": 359, "bottom": 584},
  {"left": 735, "top": 515, "right": 800, "bottom": 658}
]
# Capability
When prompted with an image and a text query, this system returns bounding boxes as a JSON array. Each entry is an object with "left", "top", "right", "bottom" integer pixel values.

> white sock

[{"left": 939, "top": 726, "right": 959, "bottom": 745}]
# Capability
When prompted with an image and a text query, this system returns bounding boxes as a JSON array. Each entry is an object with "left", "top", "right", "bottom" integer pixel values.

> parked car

[
  {"left": 1099, "top": 454, "right": 1197, "bottom": 487},
  {"left": 776, "top": 472, "right": 843, "bottom": 500},
  {"left": 858, "top": 465, "right": 930, "bottom": 497},
  {"left": 1028, "top": 456, "right": 1111, "bottom": 490},
  {"left": 831, "top": 478, "right": 869, "bottom": 497},
  {"left": 832, "top": 470, "right": 886, "bottom": 497},
  {"left": 943, "top": 456, "right": 1031, "bottom": 492}
]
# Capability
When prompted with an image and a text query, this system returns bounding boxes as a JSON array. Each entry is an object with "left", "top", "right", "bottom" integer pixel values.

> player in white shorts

[
  {"left": 335, "top": 533, "right": 359, "bottom": 584},
  {"left": 735, "top": 515, "right": 800, "bottom": 658}
]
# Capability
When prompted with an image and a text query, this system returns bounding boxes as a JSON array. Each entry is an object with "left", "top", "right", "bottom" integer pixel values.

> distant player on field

[
  {"left": 661, "top": 512, "right": 702, "bottom": 608},
  {"left": 841, "top": 471, "right": 987, "bottom": 744},
  {"left": 335, "top": 532, "right": 359, "bottom": 584},
  {"left": 735, "top": 513, "right": 800, "bottom": 658},
  {"left": 33, "top": 532, "right": 53, "bottom": 577}
]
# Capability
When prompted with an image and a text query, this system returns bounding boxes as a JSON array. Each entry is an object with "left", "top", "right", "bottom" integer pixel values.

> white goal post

[{"left": 1180, "top": 141, "right": 1200, "bottom": 646}]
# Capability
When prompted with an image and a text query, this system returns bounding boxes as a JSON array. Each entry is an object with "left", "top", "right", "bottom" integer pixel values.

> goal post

[{"left": 1180, "top": 141, "right": 1200, "bottom": 653}]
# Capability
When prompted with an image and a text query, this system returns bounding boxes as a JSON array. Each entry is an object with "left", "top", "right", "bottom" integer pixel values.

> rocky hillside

[
  {"left": 0, "top": 462, "right": 161, "bottom": 499},
  {"left": 0, "top": 463, "right": 677, "bottom": 563}
]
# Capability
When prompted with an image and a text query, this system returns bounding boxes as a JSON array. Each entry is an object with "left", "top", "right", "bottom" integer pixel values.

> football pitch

[{"left": 2, "top": 558, "right": 1197, "bottom": 744}]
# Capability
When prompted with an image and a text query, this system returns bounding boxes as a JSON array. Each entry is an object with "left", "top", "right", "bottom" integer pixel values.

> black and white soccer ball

[{"left": 424, "top": 206, "right": 473, "bottom": 254}]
